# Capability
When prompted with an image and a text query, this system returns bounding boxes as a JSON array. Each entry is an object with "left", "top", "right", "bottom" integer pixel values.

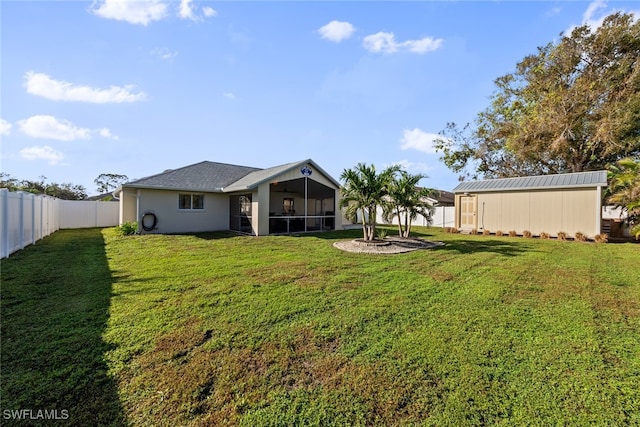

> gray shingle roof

[
  {"left": 125, "top": 161, "right": 261, "bottom": 192},
  {"left": 123, "top": 159, "right": 341, "bottom": 193},
  {"left": 452, "top": 170, "right": 608, "bottom": 193}
]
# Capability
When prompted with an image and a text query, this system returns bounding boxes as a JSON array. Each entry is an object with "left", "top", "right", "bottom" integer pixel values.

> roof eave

[
  {"left": 453, "top": 182, "right": 607, "bottom": 193},
  {"left": 121, "top": 183, "right": 224, "bottom": 193}
]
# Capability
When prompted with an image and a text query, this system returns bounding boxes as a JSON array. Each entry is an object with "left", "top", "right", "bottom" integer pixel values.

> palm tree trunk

[{"left": 396, "top": 207, "right": 403, "bottom": 237}]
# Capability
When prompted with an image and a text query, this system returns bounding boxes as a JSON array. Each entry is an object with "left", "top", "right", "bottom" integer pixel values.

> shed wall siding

[
  {"left": 138, "top": 189, "right": 229, "bottom": 233},
  {"left": 475, "top": 188, "right": 598, "bottom": 237}
]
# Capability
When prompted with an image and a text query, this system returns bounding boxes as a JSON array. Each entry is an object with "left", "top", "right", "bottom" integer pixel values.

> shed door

[{"left": 460, "top": 196, "right": 476, "bottom": 229}]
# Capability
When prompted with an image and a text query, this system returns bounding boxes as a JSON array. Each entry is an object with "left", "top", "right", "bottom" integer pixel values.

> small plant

[
  {"left": 116, "top": 221, "right": 138, "bottom": 236},
  {"left": 444, "top": 227, "right": 459, "bottom": 234},
  {"left": 376, "top": 228, "right": 388, "bottom": 240},
  {"left": 557, "top": 231, "right": 568, "bottom": 241},
  {"left": 470, "top": 228, "right": 478, "bottom": 235},
  {"left": 522, "top": 230, "right": 532, "bottom": 238},
  {"left": 574, "top": 232, "right": 587, "bottom": 242},
  {"left": 509, "top": 230, "right": 517, "bottom": 237},
  {"left": 495, "top": 230, "right": 504, "bottom": 236},
  {"left": 594, "top": 233, "right": 608, "bottom": 243},
  {"left": 539, "top": 232, "right": 550, "bottom": 240},
  {"left": 482, "top": 229, "right": 490, "bottom": 235}
]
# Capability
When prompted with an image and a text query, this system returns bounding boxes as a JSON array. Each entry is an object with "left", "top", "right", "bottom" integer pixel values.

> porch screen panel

[{"left": 230, "top": 194, "right": 253, "bottom": 233}]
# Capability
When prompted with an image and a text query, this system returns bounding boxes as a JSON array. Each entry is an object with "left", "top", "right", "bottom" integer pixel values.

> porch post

[{"left": 304, "top": 176, "right": 308, "bottom": 232}]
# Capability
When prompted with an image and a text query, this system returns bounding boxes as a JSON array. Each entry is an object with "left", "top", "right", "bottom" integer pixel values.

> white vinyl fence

[
  {"left": 1, "top": 189, "right": 119, "bottom": 259},
  {"left": 375, "top": 206, "right": 455, "bottom": 229}
]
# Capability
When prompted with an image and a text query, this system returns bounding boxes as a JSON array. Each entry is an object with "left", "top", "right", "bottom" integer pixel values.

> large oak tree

[{"left": 436, "top": 13, "right": 640, "bottom": 179}]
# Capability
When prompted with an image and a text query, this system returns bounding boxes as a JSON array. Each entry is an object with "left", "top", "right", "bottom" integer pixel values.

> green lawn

[{"left": 1, "top": 227, "right": 639, "bottom": 426}]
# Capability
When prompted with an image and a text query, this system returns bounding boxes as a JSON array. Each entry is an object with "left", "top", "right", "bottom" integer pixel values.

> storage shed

[{"left": 452, "top": 170, "right": 608, "bottom": 238}]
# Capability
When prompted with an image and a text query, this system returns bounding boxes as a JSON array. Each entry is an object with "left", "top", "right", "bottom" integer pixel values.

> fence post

[
  {"left": 40, "top": 195, "right": 44, "bottom": 242},
  {"left": 1, "top": 189, "right": 8, "bottom": 258},
  {"left": 31, "top": 193, "right": 36, "bottom": 246},
  {"left": 18, "top": 192, "right": 25, "bottom": 250}
]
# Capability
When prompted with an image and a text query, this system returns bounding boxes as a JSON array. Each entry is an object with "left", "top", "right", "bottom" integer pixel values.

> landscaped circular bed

[{"left": 333, "top": 237, "right": 444, "bottom": 254}]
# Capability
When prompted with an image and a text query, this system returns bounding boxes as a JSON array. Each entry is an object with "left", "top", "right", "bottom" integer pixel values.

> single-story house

[
  {"left": 452, "top": 170, "right": 608, "bottom": 238},
  {"left": 114, "top": 159, "right": 342, "bottom": 236}
]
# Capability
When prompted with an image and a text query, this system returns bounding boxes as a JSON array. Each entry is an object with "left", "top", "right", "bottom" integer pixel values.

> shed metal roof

[{"left": 452, "top": 170, "right": 607, "bottom": 193}]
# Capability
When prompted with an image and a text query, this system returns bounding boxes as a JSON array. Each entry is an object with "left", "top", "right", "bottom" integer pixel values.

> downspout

[{"left": 136, "top": 189, "right": 141, "bottom": 233}]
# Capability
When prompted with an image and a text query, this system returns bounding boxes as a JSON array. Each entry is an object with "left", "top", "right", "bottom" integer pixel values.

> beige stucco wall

[
  {"left": 119, "top": 188, "right": 138, "bottom": 224},
  {"left": 123, "top": 188, "right": 230, "bottom": 234},
  {"left": 456, "top": 188, "right": 601, "bottom": 237}
]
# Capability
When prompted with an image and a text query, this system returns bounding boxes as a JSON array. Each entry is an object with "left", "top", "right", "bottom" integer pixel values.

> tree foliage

[
  {"left": 94, "top": 173, "right": 129, "bottom": 194},
  {"left": 607, "top": 157, "right": 640, "bottom": 239},
  {"left": 436, "top": 13, "right": 640, "bottom": 179},
  {"left": 339, "top": 163, "right": 400, "bottom": 241},
  {"left": 382, "top": 170, "right": 435, "bottom": 238},
  {"left": 0, "top": 173, "right": 87, "bottom": 200}
]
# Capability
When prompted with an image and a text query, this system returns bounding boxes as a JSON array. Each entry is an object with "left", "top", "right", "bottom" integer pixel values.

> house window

[{"left": 178, "top": 193, "right": 204, "bottom": 210}]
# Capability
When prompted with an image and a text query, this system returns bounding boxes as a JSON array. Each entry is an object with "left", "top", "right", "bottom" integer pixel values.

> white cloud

[
  {"left": 569, "top": 0, "right": 639, "bottom": 33},
  {"left": 25, "top": 71, "right": 146, "bottom": 103},
  {"left": 178, "top": 0, "right": 199, "bottom": 21},
  {"left": 99, "top": 128, "right": 120, "bottom": 140},
  {"left": 151, "top": 47, "right": 178, "bottom": 61},
  {"left": 583, "top": 0, "right": 608, "bottom": 27},
  {"left": 400, "top": 128, "right": 442, "bottom": 154},
  {"left": 17, "top": 115, "right": 118, "bottom": 141},
  {"left": 89, "top": 0, "right": 168, "bottom": 26},
  {"left": 390, "top": 159, "right": 433, "bottom": 174},
  {"left": 19, "top": 146, "right": 65, "bottom": 165},
  {"left": 318, "top": 20, "right": 356, "bottom": 43},
  {"left": 223, "top": 92, "right": 236, "bottom": 100},
  {"left": 203, "top": 6, "right": 217, "bottom": 18},
  {"left": 1, "top": 118, "right": 12, "bottom": 136},
  {"left": 363, "top": 32, "right": 443, "bottom": 54},
  {"left": 19, "top": 116, "right": 91, "bottom": 141},
  {"left": 363, "top": 32, "right": 396, "bottom": 53},
  {"left": 178, "top": 0, "right": 218, "bottom": 22},
  {"left": 403, "top": 37, "right": 444, "bottom": 54}
]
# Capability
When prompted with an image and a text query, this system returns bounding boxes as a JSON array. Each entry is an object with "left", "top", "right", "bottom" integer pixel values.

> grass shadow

[
  {"left": 435, "top": 237, "right": 532, "bottom": 257},
  {"left": 0, "top": 229, "right": 127, "bottom": 426}
]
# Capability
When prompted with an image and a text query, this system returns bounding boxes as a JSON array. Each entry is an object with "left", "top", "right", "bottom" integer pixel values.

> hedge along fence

[{"left": 0, "top": 189, "right": 119, "bottom": 259}]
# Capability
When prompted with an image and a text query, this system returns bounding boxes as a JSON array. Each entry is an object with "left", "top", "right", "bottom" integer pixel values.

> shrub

[
  {"left": 376, "top": 228, "right": 388, "bottom": 240},
  {"left": 574, "top": 232, "right": 587, "bottom": 242},
  {"left": 523, "top": 230, "right": 532, "bottom": 238},
  {"left": 509, "top": 230, "right": 517, "bottom": 237},
  {"left": 117, "top": 221, "right": 138, "bottom": 236},
  {"left": 495, "top": 230, "right": 504, "bottom": 236},
  {"left": 557, "top": 231, "right": 568, "bottom": 241},
  {"left": 470, "top": 228, "right": 478, "bottom": 235},
  {"left": 594, "top": 233, "right": 609, "bottom": 243},
  {"left": 444, "top": 227, "right": 459, "bottom": 234},
  {"left": 539, "top": 232, "right": 550, "bottom": 240},
  {"left": 482, "top": 229, "right": 490, "bottom": 235}
]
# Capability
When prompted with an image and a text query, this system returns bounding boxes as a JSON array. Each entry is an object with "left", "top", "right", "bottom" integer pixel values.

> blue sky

[{"left": 1, "top": 0, "right": 638, "bottom": 195}]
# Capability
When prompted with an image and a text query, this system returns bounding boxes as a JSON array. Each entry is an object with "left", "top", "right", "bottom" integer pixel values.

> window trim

[{"left": 178, "top": 193, "right": 205, "bottom": 210}]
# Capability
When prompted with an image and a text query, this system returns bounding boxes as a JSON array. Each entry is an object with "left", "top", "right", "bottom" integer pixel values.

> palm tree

[
  {"left": 339, "top": 163, "right": 400, "bottom": 241},
  {"left": 607, "top": 157, "right": 640, "bottom": 239},
  {"left": 382, "top": 170, "right": 435, "bottom": 238}
]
